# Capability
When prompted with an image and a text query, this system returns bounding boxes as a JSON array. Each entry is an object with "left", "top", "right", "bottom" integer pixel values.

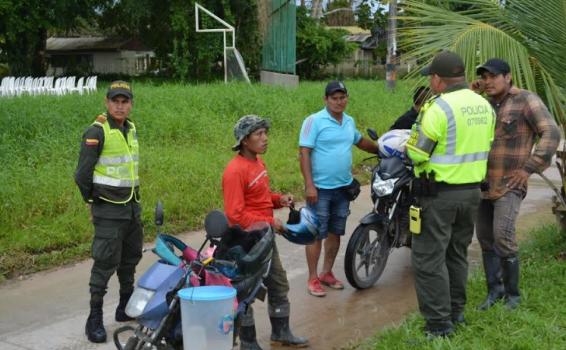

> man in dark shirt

[
  {"left": 75, "top": 81, "right": 143, "bottom": 343},
  {"left": 389, "top": 86, "right": 431, "bottom": 130}
]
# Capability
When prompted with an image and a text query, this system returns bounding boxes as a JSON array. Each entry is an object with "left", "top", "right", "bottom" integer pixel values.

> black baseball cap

[
  {"left": 325, "top": 80, "right": 348, "bottom": 96},
  {"left": 476, "top": 58, "right": 511, "bottom": 76},
  {"left": 421, "top": 51, "right": 465, "bottom": 78},
  {"left": 107, "top": 80, "right": 133, "bottom": 99}
]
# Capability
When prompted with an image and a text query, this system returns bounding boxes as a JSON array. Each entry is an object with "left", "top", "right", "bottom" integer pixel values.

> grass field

[
  {"left": 0, "top": 80, "right": 414, "bottom": 279},
  {"left": 350, "top": 225, "right": 566, "bottom": 350}
]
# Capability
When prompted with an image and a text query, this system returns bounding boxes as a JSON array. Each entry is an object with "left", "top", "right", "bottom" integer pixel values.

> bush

[
  {"left": 0, "top": 63, "right": 9, "bottom": 78},
  {"left": 296, "top": 6, "right": 357, "bottom": 80}
]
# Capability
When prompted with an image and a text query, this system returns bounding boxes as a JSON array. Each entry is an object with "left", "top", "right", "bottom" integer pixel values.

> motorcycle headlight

[
  {"left": 125, "top": 287, "right": 155, "bottom": 318},
  {"left": 372, "top": 175, "right": 397, "bottom": 197}
]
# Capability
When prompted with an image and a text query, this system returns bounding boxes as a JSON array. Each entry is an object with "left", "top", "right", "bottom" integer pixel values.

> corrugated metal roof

[
  {"left": 344, "top": 33, "right": 372, "bottom": 43},
  {"left": 327, "top": 26, "right": 371, "bottom": 35},
  {"left": 46, "top": 37, "right": 152, "bottom": 52}
]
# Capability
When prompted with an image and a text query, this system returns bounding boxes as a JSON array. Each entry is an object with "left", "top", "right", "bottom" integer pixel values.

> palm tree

[{"left": 398, "top": 0, "right": 566, "bottom": 222}]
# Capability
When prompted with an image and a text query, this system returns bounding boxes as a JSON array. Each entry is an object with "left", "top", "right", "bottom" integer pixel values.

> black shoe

[
  {"left": 115, "top": 292, "right": 134, "bottom": 322},
  {"left": 85, "top": 297, "right": 106, "bottom": 343},
  {"left": 270, "top": 316, "right": 309, "bottom": 348},
  {"left": 502, "top": 256, "right": 521, "bottom": 310},
  {"left": 452, "top": 313, "right": 466, "bottom": 327},
  {"left": 478, "top": 250, "right": 505, "bottom": 310},
  {"left": 239, "top": 325, "right": 263, "bottom": 350},
  {"left": 425, "top": 326, "right": 454, "bottom": 340}
]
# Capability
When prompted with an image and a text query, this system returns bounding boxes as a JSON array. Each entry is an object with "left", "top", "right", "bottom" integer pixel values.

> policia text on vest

[{"left": 406, "top": 81, "right": 495, "bottom": 337}]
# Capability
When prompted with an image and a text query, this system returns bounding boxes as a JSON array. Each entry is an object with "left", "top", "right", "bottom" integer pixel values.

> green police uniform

[
  {"left": 406, "top": 84, "right": 495, "bottom": 332},
  {"left": 75, "top": 114, "right": 143, "bottom": 297}
]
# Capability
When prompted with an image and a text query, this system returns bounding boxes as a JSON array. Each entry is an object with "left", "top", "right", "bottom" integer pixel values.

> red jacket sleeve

[
  {"left": 222, "top": 166, "right": 275, "bottom": 228},
  {"left": 271, "top": 193, "right": 282, "bottom": 209}
]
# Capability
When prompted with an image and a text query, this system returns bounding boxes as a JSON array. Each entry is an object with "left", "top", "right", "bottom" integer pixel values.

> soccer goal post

[{"left": 195, "top": 3, "right": 251, "bottom": 83}]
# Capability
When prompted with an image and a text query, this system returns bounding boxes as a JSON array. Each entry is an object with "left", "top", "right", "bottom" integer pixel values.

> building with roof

[{"left": 46, "top": 37, "right": 155, "bottom": 76}]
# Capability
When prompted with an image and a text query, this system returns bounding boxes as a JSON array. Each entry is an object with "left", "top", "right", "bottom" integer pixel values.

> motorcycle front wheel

[{"left": 344, "top": 223, "right": 391, "bottom": 289}]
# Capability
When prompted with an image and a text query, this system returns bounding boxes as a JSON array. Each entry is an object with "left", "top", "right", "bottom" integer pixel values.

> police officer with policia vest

[
  {"left": 75, "top": 81, "right": 142, "bottom": 343},
  {"left": 406, "top": 51, "right": 495, "bottom": 338}
]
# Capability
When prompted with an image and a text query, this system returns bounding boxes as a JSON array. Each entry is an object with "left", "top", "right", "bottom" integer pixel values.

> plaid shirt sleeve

[
  {"left": 522, "top": 92, "right": 561, "bottom": 174},
  {"left": 486, "top": 88, "right": 560, "bottom": 199}
]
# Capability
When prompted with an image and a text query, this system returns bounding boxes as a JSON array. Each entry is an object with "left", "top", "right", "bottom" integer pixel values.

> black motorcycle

[{"left": 344, "top": 129, "right": 414, "bottom": 289}]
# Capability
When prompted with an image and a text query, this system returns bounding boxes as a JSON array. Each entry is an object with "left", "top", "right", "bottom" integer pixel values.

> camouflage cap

[{"left": 232, "top": 115, "right": 271, "bottom": 151}]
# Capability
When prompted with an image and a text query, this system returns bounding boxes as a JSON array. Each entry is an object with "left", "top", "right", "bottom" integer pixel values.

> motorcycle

[
  {"left": 113, "top": 202, "right": 274, "bottom": 350},
  {"left": 344, "top": 129, "right": 414, "bottom": 289}
]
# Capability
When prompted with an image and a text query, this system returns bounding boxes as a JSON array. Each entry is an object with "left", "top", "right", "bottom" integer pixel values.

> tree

[
  {"left": 97, "top": 0, "right": 260, "bottom": 81},
  {"left": 399, "top": 0, "right": 566, "bottom": 219},
  {"left": 324, "top": 0, "right": 355, "bottom": 26},
  {"left": 0, "top": 0, "right": 100, "bottom": 76},
  {"left": 296, "top": 6, "right": 356, "bottom": 79}
]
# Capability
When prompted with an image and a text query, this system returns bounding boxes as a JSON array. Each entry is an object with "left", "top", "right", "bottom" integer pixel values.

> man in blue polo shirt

[{"left": 299, "top": 81, "right": 378, "bottom": 297}]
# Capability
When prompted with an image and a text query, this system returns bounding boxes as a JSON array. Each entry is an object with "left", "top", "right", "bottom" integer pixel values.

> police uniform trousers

[
  {"left": 239, "top": 239, "right": 291, "bottom": 327},
  {"left": 411, "top": 188, "right": 480, "bottom": 329},
  {"left": 89, "top": 201, "right": 143, "bottom": 297}
]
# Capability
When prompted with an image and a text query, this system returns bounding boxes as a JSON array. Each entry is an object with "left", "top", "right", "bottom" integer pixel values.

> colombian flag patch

[{"left": 85, "top": 138, "right": 99, "bottom": 146}]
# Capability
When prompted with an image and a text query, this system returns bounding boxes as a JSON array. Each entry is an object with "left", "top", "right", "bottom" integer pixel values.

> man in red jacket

[{"left": 222, "top": 115, "right": 308, "bottom": 349}]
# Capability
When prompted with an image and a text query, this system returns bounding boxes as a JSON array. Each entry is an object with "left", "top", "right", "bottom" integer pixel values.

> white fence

[{"left": 0, "top": 76, "right": 97, "bottom": 98}]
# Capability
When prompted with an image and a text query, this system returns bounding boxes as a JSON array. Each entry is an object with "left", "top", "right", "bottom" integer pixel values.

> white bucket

[{"left": 178, "top": 286, "right": 236, "bottom": 350}]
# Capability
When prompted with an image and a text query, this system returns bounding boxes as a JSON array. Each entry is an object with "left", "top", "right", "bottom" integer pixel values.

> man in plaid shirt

[{"left": 472, "top": 58, "right": 560, "bottom": 310}]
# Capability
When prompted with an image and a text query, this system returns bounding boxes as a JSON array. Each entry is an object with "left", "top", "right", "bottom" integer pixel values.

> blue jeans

[{"left": 307, "top": 188, "right": 350, "bottom": 239}]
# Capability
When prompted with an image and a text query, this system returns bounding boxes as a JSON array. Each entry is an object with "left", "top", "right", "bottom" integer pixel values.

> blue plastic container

[{"left": 178, "top": 286, "right": 236, "bottom": 350}]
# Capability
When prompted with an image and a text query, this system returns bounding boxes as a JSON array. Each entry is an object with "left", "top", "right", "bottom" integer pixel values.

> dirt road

[{"left": 0, "top": 167, "right": 558, "bottom": 350}]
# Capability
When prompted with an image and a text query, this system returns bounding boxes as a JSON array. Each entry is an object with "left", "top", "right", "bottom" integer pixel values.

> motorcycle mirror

[
  {"left": 367, "top": 128, "right": 379, "bottom": 141},
  {"left": 204, "top": 210, "right": 229, "bottom": 238},
  {"left": 154, "top": 201, "right": 164, "bottom": 227}
]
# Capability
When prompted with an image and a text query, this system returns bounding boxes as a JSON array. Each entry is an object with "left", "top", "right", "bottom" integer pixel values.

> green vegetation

[
  {"left": 351, "top": 225, "right": 566, "bottom": 350},
  {"left": 0, "top": 80, "right": 414, "bottom": 279},
  {"left": 399, "top": 0, "right": 565, "bottom": 122},
  {"left": 296, "top": 6, "right": 357, "bottom": 79}
]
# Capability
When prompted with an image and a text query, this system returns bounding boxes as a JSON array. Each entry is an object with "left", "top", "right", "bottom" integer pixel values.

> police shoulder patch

[{"left": 96, "top": 114, "right": 107, "bottom": 124}]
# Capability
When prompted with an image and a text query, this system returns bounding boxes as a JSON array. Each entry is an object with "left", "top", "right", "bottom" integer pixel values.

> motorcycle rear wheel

[{"left": 344, "top": 223, "right": 391, "bottom": 289}]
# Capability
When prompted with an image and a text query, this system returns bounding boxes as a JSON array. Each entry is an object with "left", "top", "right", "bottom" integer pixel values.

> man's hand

[
  {"left": 506, "top": 169, "right": 530, "bottom": 189},
  {"left": 305, "top": 184, "right": 318, "bottom": 204},
  {"left": 279, "top": 194, "right": 294, "bottom": 208},
  {"left": 273, "top": 218, "right": 285, "bottom": 233},
  {"left": 470, "top": 80, "right": 485, "bottom": 94}
]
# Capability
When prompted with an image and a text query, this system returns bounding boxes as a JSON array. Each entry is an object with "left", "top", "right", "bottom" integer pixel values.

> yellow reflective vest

[
  {"left": 406, "top": 88, "right": 495, "bottom": 184},
  {"left": 92, "top": 115, "right": 140, "bottom": 204}
]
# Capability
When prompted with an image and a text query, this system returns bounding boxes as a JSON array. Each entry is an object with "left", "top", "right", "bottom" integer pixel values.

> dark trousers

[
  {"left": 411, "top": 189, "right": 480, "bottom": 329},
  {"left": 89, "top": 215, "right": 143, "bottom": 296},
  {"left": 476, "top": 190, "right": 522, "bottom": 257},
  {"left": 240, "top": 239, "right": 290, "bottom": 326}
]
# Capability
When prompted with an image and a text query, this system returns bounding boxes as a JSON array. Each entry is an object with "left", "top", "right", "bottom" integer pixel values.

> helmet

[
  {"left": 378, "top": 129, "right": 411, "bottom": 159},
  {"left": 282, "top": 207, "right": 319, "bottom": 245}
]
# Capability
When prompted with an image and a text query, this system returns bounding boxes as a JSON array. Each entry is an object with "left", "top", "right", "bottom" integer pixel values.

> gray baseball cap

[{"left": 232, "top": 115, "right": 271, "bottom": 151}]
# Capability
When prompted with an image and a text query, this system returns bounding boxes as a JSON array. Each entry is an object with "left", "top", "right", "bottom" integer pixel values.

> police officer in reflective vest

[
  {"left": 406, "top": 51, "right": 495, "bottom": 338},
  {"left": 75, "top": 81, "right": 143, "bottom": 343}
]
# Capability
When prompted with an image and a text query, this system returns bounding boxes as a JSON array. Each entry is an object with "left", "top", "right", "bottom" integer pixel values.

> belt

[{"left": 436, "top": 182, "right": 480, "bottom": 191}]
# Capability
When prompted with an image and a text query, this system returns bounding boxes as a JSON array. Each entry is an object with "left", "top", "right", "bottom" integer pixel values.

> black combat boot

[
  {"left": 115, "top": 291, "right": 134, "bottom": 322},
  {"left": 85, "top": 294, "right": 107, "bottom": 343},
  {"left": 477, "top": 250, "right": 505, "bottom": 310},
  {"left": 239, "top": 324, "right": 263, "bottom": 350},
  {"left": 501, "top": 256, "right": 521, "bottom": 309},
  {"left": 270, "top": 317, "right": 309, "bottom": 348}
]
